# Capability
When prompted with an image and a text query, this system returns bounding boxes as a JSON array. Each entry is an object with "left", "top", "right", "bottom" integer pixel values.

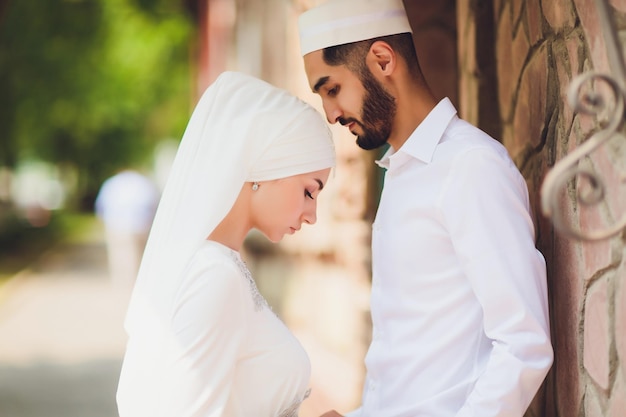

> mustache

[{"left": 338, "top": 117, "right": 360, "bottom": 126}]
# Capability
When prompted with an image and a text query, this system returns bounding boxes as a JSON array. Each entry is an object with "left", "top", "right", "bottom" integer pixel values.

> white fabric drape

[{"left": 123, "top": 70, "right": 335, "bottom": 339}]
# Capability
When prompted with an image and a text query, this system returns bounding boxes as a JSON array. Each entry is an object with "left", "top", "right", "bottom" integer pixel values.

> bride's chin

[{"left": 265, "top": 232, "right": 283, "bottom": 243}]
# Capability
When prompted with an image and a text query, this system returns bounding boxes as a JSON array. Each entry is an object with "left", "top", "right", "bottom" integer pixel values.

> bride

[{"left": 116, "top": 71, "right": 336, "bottom": 417}]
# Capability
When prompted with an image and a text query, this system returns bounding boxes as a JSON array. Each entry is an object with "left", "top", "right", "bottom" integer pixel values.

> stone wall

[{"left": 458, "top": 0, "right": 626, "bottom": 415}]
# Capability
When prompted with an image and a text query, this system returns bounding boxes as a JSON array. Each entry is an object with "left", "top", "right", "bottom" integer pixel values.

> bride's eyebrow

[{"left": 314, "top": 178, "right": 324, "bottom": 191}]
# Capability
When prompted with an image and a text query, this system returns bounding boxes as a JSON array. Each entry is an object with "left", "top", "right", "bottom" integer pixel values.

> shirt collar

[{"left": 376, "top": 97, "right": 457, "bottom": 169}]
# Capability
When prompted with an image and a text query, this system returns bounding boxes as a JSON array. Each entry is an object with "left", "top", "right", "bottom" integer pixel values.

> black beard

[{"left": 354, "top": 69, "right": 396, "bottom": 150}]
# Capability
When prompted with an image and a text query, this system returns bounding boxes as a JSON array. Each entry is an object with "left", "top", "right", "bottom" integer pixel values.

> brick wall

[{"left": 458, "top": 0, "right": 626, "bottom": 415}]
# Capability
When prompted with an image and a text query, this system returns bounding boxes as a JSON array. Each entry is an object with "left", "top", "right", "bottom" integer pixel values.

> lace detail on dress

[
  {"left": 229, "top": 251, "right": 268, "bottom": 312},
  {"left": 277, "top": 388, "right": 311, "bottom": 417}
]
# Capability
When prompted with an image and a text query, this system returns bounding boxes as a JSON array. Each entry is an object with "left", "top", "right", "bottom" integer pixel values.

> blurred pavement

[
  {"left": 0, "top": 220, "right": 360, "bottom": 417},
  {"left": 0, "top": 222, "right": 130, "bottom": 417}
]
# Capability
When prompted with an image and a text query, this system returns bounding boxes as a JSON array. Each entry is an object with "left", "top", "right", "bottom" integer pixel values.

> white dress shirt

[{"left": 347, "top": 98, "right": 553, "bottom": 417}]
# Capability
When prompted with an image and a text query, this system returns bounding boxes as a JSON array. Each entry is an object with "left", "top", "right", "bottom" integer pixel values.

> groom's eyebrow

[{"left": 313, "top": 76, "right": 329, "bottom": 93}]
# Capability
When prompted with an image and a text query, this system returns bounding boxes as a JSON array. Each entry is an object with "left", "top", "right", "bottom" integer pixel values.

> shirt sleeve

[
  {"left": 440, "top": 148, "right": 554, "bottom": 417},
  {"left": 161, "top": 257, "right": 248, "bottom": 416}
]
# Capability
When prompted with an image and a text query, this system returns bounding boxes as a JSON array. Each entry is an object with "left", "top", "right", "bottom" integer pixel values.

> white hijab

[{"left": 124, "top": 71, "right": 335, "bottom": 334}]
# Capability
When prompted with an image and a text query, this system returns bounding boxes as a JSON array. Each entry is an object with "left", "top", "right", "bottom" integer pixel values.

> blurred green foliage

[
  {"left": 0, "top": 0, "right": 195, "bottom": 207},
  {"left": 0, "top": 209, "right": 96, "bottom": 281},
  {"left": 0, "top": 208, "right": 60, "bottom": 280}
]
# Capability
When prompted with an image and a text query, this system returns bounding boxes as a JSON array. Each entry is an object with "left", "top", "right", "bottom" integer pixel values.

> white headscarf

[{"left": 124, "top": 71, "right": 335, "bottom": 333}]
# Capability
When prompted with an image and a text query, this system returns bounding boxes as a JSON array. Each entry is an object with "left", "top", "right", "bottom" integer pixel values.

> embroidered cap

[{"left": 298, "top": 0, "right": 412, "bottom": 56}]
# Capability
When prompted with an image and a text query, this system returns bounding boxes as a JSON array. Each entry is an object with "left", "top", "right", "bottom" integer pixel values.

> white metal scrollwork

[{"left": 540, "top": 0, "right": 626, "bottom": 240}]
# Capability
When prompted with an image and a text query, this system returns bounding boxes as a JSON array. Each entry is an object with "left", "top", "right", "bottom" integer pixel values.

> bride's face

[{"left": 250, "top": 168, "right": 331, "bottom": 242}]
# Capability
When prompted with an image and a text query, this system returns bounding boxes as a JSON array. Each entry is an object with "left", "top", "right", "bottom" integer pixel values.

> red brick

[
  {"left": 543, "top": 0, "right": 576, "bottom": 29},
  {"left": 590, "top": 145, "right": 626, "bottom": 233},
  {"left": 581, "top": 235, "right": 612, "bottom": 279},
  {"left": 512, "top": 44, "right": 549, "bottom": 159},
  {"left": 576, "top": 160, "right": 615, "bottom": 243},
  {"left": 415, "top": 27, "right": 458, "bottom": 104},
  {"left": 457, "top": 10, "right": 478, "bottom": 122},
  {"left": 496, "top": 7, "right": 515, "bottom": 120},
  {"left": 573, "top": 0, "right": 611, "bottom": 74},
  {"left": 609, "top": 371, "right": 626, "bottom": 417},
  {"left": 616, "top": 262, "right": 626, "bottom": 378},
  {"left": 609, "top": 0, "right": 626, "bottom": 13},
  {"left": 512, "top": 0, "right": 524, "bottom": 27},
  {"left": 585, "top": 385, "right": 606, "bottom": 417},
  {"left": 583, "top": 277, "right": 611, "bottom": 390},
  {"left": 527, "top": 0, "right": 544, "bottom": 46},
  {"left": 556, "top": 35, "right": 584, "bottom": 132},
  {"left": 550, "top": 234, "right": 584, "bottom": 417}
]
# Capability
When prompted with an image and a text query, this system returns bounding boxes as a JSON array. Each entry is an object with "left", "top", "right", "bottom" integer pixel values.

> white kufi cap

[{"left": 298, "top": 0, "right": 412, "bottom": 56}]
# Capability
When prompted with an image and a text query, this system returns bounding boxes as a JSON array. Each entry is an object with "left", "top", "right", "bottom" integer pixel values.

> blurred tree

[{"left": 0, "top": 0, "right": 194, "bottom": 209}]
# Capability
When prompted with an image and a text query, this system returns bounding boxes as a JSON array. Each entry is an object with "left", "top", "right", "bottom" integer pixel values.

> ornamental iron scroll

[{"left": 540, "top": 0, "right": 626, "bottom": 241}]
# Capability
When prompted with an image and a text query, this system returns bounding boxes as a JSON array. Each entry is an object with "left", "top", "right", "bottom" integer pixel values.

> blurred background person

[{"left": 95, "top": 169, "right": 160, "bottom": 287}]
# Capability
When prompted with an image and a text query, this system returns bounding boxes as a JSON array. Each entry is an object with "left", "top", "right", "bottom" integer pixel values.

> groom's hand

[{"left": 318, "top": 411, "right": 343, "bottom": 417}]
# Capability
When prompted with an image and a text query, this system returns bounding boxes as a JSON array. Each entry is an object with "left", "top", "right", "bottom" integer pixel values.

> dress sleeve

[
  {"left": 161, "top": 257, "right": 248, "bottom": 416},
  {"left": 440, "top": 148, "right": 553, "bottom": 417}
]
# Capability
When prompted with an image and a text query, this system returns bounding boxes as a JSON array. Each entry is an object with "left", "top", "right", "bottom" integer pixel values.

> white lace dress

[{"left": 117, "top": 240, "right": 311, "bottom": 417}]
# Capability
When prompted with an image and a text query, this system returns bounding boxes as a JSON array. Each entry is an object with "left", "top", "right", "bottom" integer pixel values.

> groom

[{"left": 298, "top": 1, "right": 554, "bottom": 416}]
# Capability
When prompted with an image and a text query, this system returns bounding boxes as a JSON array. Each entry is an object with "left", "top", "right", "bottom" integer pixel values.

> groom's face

[{"left": 303, "top": 49, "right": 395, "bottom": 151}]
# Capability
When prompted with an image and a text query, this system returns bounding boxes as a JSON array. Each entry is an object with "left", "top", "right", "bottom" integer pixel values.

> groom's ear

[{"left": 367, "top": 41, "right": 396, "bottom": 75}]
